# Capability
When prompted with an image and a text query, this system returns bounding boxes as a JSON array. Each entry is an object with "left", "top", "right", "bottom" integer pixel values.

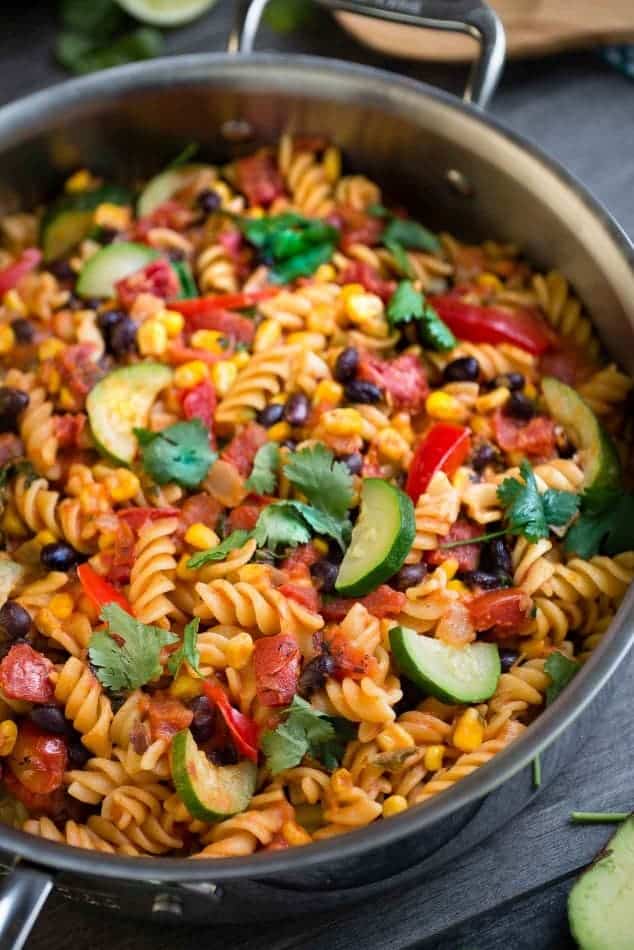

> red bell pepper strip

[
  {"left": 202, "top": 681, "right": 259, "bottom": 763},
  {"left": 0, "top": 248, "right": 41, "bottom": 295},
  {"left": 171, "top": 289, "right": 278, "bottom": 316},
  {"left": 428, "top": 295, "right": 554, "bottom": 355},
  {"left": 77, "top": 563, "right": 133, "bottom": 615},
  {"left": 406, "top": 423, "right": 471, "bottom": 502},
  {"left": 117, "top": 507, "right": 180, "bottom": 531}
]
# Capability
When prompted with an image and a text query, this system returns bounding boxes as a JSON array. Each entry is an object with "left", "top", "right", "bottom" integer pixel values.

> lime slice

[{"left": 115, "top": 0, "right": 217, "bottom": 27}]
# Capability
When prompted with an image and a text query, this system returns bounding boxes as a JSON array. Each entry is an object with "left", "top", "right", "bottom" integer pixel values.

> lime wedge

[{"left": 115, "top": 0, "right": 217, "bottom": 27}]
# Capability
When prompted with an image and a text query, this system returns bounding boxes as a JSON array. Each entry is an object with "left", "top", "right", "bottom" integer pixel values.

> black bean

[
  {"left": 499, "top": 648, "right": 520, "bottom": 673},
  {"left": 197, "top": 189, "right": 221, "bottom": 214},
  {"left": 505, "top": 391, "right": 535, "bottom": 420},
  {"left": 29, "top": 704, "right": 68, "bottom": 735},
  {"left": 97, "top": 308, "right": 124, "bottom": 337},
  {"left": 390, "top": 563, "right": 428, "bottom": 591},
  {"left": 481, "top": 538, "right": 512, "bottom": 577},
  {"left": 10, "top": 318, "right": 34, "bottom": 343},
  {"left": 334, "top": 347, "right": 359, "bottom": 384},
  {"left": 256, "top": 403, "right": 284, "bottom": 428},
  {"left": 98, "top": 227, "right": 119, "bottom": 246},
  {"left": 284, "top": 392, "right": 310, "bottom": 427},
  {"left": 167, "top": 248, "right": 185, "bottom": 262},
  {"left": 0, "top": 387, "right": 29, "bottom": 432},
  {"left": 68, "top": 741, "right": 91, "bottom": 768},
  {"left": 0, "top": 601, "right": 31, "bottom": 641},
  {"left": 470, "top": 442, "right": 498, "bottom": 472},
  {"left": 340, "top": 451, "right": 363, "bottom": 475},
  {"left": 109, "top": 317, "right": 138, "bottom": 356},
  {"left": 48, "top": 259, "right": 75, "bottom": 281},
  {"left": 189, "top": 696, "right": 215, "bottom": 744},
  {"left": 310, "top": 560, "right": 339, "bottom": 594},
  {"left": 40, "top": 541, "right": 81, "bottom": 572},
  {"left": 558, "top": 440, "right": 576, "bottom": 460},
  {"left": 442, "top": 356, "right": 480, "bottom": 383},
  {"left": 298, "top": 653, "right": 336, "bottom": 697},
  {"left": 459, "top": 570, "right": 503, "bottom": 590},
  {"left": 344, "top": 380, "right": 382, "bottom": 405},
  {"left": 494, "top": 372, "right": 525, "bottom": 391}
]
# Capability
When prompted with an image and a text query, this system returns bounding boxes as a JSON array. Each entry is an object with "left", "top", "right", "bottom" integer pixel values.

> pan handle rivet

[
  {"left": 446, "top": 169, "right": 474, "bottom": 197},
  {"left": 152, "top": 893, "right": 183, "bottom": 918}
]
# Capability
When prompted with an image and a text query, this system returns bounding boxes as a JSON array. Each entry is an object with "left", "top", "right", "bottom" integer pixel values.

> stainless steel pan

[{"left": 0, "top": 1, "right": 632, "bottom": 944}]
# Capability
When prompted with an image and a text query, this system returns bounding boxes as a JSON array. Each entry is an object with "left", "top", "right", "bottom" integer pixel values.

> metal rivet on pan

[
  {"left": 221, "top": 119, "right": 255, "bottom": 142},
  {"left": 446, "top": 169, "right": 474, "bottom": 197},
  {"left": 152, "top": 893, "right": 184, "bottom": 917}
]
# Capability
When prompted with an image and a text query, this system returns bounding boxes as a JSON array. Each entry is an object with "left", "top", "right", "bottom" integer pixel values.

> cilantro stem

[
  {"left": 570, "top": 811, "right": 629, "bottom": 824},
  {"left": 532, "top": 755, "right": 542, "bottom": 789},
  {"left": 440, "top": 528, "right": 511, "bottom": 549}
]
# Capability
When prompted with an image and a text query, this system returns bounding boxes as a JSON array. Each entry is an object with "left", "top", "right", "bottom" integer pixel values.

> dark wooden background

[{"left": 1, "top": 2, "right": 633, "bottom": 947}]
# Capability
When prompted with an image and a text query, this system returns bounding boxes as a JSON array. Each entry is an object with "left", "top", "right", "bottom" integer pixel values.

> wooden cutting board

[{"left": 336, "top": 0, "right": 634, "bottom": 61}]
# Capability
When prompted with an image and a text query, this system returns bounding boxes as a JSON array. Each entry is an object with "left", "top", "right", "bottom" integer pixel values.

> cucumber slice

[
  {"left": 41, "top": 185, "right": 131, "bottom": 261},
  {"left": 86, "top": 363, "right": 172, "bottom": 465},
  {"left": 77, "top": 242, "right": 159, "bottom": 299},
  {"left": 171, "top": 729, "right": 257, "bottom": 822},
  {"left": 335, "top": 478, "right": 415, "bottom": 597},
  {"left": 137, "top": 163, "right": 213, "bottom": 218},
  {"left": 390, "top": 626, "right": 501, "bottom": 703},
  {"left": 568, "top": 815, "right": 634, "bottom": 950},
  {"left": 172, "top": 259, "right": 198, "bottom": 299},
  {"left": 0, "top": 557, "right": 24, "bottom": 609},
  {"left": 542, "top": 377, "right": 620, "bottom": 490}
]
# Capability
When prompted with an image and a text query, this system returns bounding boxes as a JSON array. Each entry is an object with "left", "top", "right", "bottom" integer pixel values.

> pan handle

[
  {"left": 0, "top": 862, "right": 54, "bottom": 950},
  {"left": 231, "top": 0, "right": 506, "bottom": 108}
]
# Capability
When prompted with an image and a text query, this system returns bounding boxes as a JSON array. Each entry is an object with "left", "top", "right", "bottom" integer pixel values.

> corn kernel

[
  {"left": 323, "top": 146, "right": 342, "bottom": 184},
  {"left": 477, "top": 272, "right": 502, "bottom": 292},
  {"left": 177, "top": 553, "right": 197, "bottom": 581},
  {"left": 0, "top": 324, "right": 16, "bottom": 356},
  {"left": 224, "top": 632, "right": 254, "bottom": 670},
  {"left": 474, "top": 386, "right": 510, "bottom": 414},
  {"left": 94, "top": 203, "right": 131, "bottom": 231},
  {"left": 382, "top": 795, "right": 408, "bottom": 818},
  {"left": 173, "top": 360, "right": 209, "bottom": 389},
  {"left": 253, "top": 318, "right": 282, "bottom": 352},
  {"left": 345, "top": 291, "right": 384, "bottom": 325},
  {"left": 376, "top": 427, "right": 410, "bottom": 463},
  {"left": 108, "top": 470, "right": 140, "bottom": 503},
  {"left": 453, "top": 708, "right": 484, "bottom": 752},
  {"left": 190, "top": 329, "right": 226, "bottom": 353},
  {"left": 524, "top": 382, "right": 537, "bottom": 400},
  {"left": 447, "top": 579, "right": 468, "bottom": 594},
  {"left": 2, "top": 289, "right": 26, "bottom": 317},
  {"left": 282, "top": 819, "right": 313, "bottom": 846},
  {"left": 0, "top": 720, "right": 17, "bottom": 757},
  {"left": 170, "top": 673, "right": 203, "bottom": 701},
  {"left": 232, "top": 350, "right": 250, "bottom": 370},
  {"left": 377, "top": 723, "right": 415, "bottom": 753},
  {"left": 424, "top": 745, "right": 445, "bottom": 772},
  {"left": 211, "top": 360, "right": 237, "bottom": 396},
  {"left": 35, "top": 530, "right": 57, "bottom": 547},
  {"left": 246, "top": 206, "right": 265, "bottom": 219},
  {"left": 156, "top": 309, "right": 185, "bottom": 338},
  {"left": 314, "top": 264, "right": 336, "bottom": 283},
  {"left": 322, "top": 408, "right": 363, "bottom": 437},
  {"left": 331, "top": 768, "right": 353, "bottom": 798},
  {"left": 267, "top": 421, "right": 292, "bottom": 442},
  {"left": 38, "top": 338, "right": 66, "bottom": 361},
  {"left": 49, "top": 593, "right": 74, "bottom": 620},
  {"left": 66, "top": 169, "right": 99, "bottom": 192},
  {"left": 312, "top": 379, "right": 342, "bottom": 406},
  {"left": 59, "top": 386, "right": 76, "bottom": 411},
  {"left": 137, "top": 320, "right": 168, "bottom": 357},
  {"left": 312, "top": 538, "right": 329, "bottom": 556},
  {"left": 185, "top": 523, "right": 219, "bottom": 550},
  {"left": 340, "top": 283, "right": 365, "bottom": 306},
  {"left": 425, "top": 391, "right": 467, "bottom": 422},
  {"left": 440, "top": 558, "right": 459, "bottom": 581}
]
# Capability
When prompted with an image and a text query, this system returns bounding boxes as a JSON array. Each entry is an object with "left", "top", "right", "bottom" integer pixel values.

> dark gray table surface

[{"left": 1, "top": 3, "right": 633, "bottom": 948}]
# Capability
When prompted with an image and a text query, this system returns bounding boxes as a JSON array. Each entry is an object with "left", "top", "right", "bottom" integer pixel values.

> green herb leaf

[
  {"left": 570, "top": 812, "right": 629, "bottom": 824},
  {"left": 261, "top": 696, "right": 353, "bottom": 774},
  {"left": 497, "top": 460, "right": 579, "bottom": 542},
  {"left": 186, "top": 530, "right": 253, "bottom": 570},
  {"left": 383, "top": 217, "right": 440, "bottom": 253},
  {"left": 168, "top": 142, "right": 199, "bottom": 169},
  {"left": 135, "top": 420, "right": 216, "bottom": 488},
  {"left": 387, "top": 281, "right": 456, "bottom": 352},
  {"left": 282, "top": 500, "right": 351, "bottom": 551},
  {"left": 383, "top": 238, "right": 413, "bottom": 278},
  {"left": 263, "top": 0, "right": 315, "bottom": 32},
  {"left": 253, "top": 504, "right": 312, "bottom": 551},
  {"left": 284, "top": 443, "right": 353, "bottom": 520},
  {"left": 564, "top": 487, "right": 634, "bottom": 558},
  {"left": 532, "top": 755, "right": 542, "bottom": 789},
  {"left": 56, "top": 26, "right": 163, "bottom": 75},
  {"left": 238, "top": 214, "right": 338, "bottom": 284},
  {"left": 544, "top": 651, "right": 580, "bottom": 704},
  {"left": 89, "top": 604, "right": 178, "bottom": 692},
  {"left": 245, "top": 443, "right": 280, "bottom": 494},
  {"left": 367, "top": 203, "right": 390, "bottom": 218},
  {"left": 167, "top": 618, "right": 201, "bottom": 677},
  {"left": 269, "top": 243, "right": 335, "bottom": 283},
  {"left": 60, "top": 0, "right": 125, "bottom": 38}
]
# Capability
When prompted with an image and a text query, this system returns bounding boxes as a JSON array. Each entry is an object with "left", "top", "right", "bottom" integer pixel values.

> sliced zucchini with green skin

[
  {"left": 171, "top": 729, "right": 257, "bottom": 822},
  {"left": 542, "top": 377, "right": 620, "bottom": 490},
  {"left": 86, "top": 363, "right": 172, "bottom": 465},
  {"left": 335, "top": 478, "right": 415, "bottom": 597},
  {"left": 137, "top": 163, "right": 213, "bottom": 218},
  {"left": 76, "top": 242, "right": 159, "bottom": 299},
  {"left": 41, "top": 185, "right": 132, "bottom": 262},
  {"left": 0, "top": 557, "right": 24, "bottom": 609},
  {"left": 390, "top": 626, "right": 501, "bottom": 703},
  {"left": 568, "top": 815, "right": 634, "bottom": 950}
]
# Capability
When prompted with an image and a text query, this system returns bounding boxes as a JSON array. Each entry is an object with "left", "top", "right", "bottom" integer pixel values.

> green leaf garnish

[
  {"left": 564, "top": 486, "right": 634, "bottom": 558},
  {"left": 383, "top": 238, "right": 413, "bottom": 278},
  {"left": 167, "top": 618, "right": 201, "bottom": 677},
  {"left": 283, "top": 443, "right": 354, "bottom": 521},
  {"left": 269, "top": 243, "right": 335, "bottom": 283},
  {"left": 245, "top": 442, "right": 280, "bottom": 494},
  {"left": 56, "top": 26, "right": 163, "bottom": 75},
  {"left": 89, "top": 604, "right": 178, "bottom": 692},
  {"left": 387, "top": 280, "right": 456, "bottom": 352},
  {"left": 261, "top": 696, "right": 355, "bottom": 774},
  {"left": 252, "top": 504, "right": 312, "bottom": 551},
  {"left": 497, "top": 460, "right": 579, "bottom": 542},
  {"left": 168, "top": 142, "right": 199, "bottom": 169},
  {"left": 238, "top": 213, "right": 338, "bottom": 284},
  {"left": 382, "top": 217, "right": 440, "bottom": 254},
  {"left": 135, "top": 420, "right": 216, "bottom": 488},
  {"left": 544, "top": 651, "right": 580, "bottom": 705},
  {"left": 187, "top": 530, "right": 253, "bottom": 570}
]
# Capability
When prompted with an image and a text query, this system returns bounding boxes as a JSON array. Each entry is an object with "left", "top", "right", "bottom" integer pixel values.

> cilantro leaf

[
  {"left": 283, "top": 500, "right": 351, "bottom": 551},
  {"left": 135, "top": 420, "right": 216, "bottom": 488},
  {"left": 541, "top": 489, "right": 580, "bottom": 527},
  {"left": 187, "top": 530, "right": 253, "bottom": 570},
  {"left": 261, "top": 696, "right": 352, "bottom": 774},
  {"left": 253, "top": 504, "right": 311, "bottom": 550},
  {"left": 545, "top": 652, "right": 580, "bottom": 704},
  {"left": 89, "top": 604, "right": 178, "bottom": 692},
  {"left": 564, "top": 487, "right": 634, "bottom": 558},
  {"left": 238, "top": 213, "right": 338, "bottom": 283},
  {"left": 284, "top": 444, "right": 353, "bottom": 520},
  {"left": 269, "top": 242, "right": 335, "bottom": 283},
  {"left": 245, "top": 443, "right": 280, "bottom": 494},
  {"left": 387, "top": 280, "right": 424, "bottom": 323},
  {"left": 56, "top": 27, "right": 163, "bottom": 76},
  {"left": 383, "top": 238, "right": 413, "bottom": 278},
  {"left": 167, "top": 618, "right": 201, "bottom": 677},
  {"left": 497, "top": 461, "right": 579, "bottom": 542},
  {"left": 387, "top": 281, "right": 456, "bottom": 352},
  {"left": 382, "top": 217, "right": 440, "bottom": 254}
]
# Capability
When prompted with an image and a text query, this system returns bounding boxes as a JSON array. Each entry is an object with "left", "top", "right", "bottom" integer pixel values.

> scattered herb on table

[
  {"left": 57, "top": 0, "right": 163, "bottom": 75},
  {"left": 570, "top": 811, "right": 630, "bottom": 824}
]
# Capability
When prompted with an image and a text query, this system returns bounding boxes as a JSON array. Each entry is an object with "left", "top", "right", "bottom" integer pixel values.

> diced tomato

[
  {"left": 0, "top": 644, "right": 54, "bottom": 703},
  {"left": 133, "top": 200, "right": 194, "bottom": 240},
  {"left": 116, "top": 258, "right": 179, "bottom": 308},
  {"left": 338, "top": 260, "right": 396, "bottom": 303},
  {"left": 539, "top": 344, "right": 596, "bottom": 386},
  {"left": 358, "top": 353, "right": 429, "bottom": 412},
  {"left": 428, "top": 519, "right": 481, "bottom": 571},
  {"left": 254, "top": 633, "right": 301, "bottom": 707},
  {"left": 202, "top": 682, "right": 259, "bottom": 762},
  {"left": 172, "top": 288, "right": 277, "bottom": 317},
  {"left": 0, "top": 248, "right": 41, "bottom": 295},
  {"left": 9, "top": 722, "right": 67, "bottom": 795},
  {"left": 54, "top": 413, "right": 86, "bottom": 449},
  {"left": 234, "top": 151, "right": 285, "bottom": 207},
  {"left": 322, "top": 585, "right": 406, "bottom": 623},
  {"left": 77, "top": 563, "right": 133, "bottom": 614},
  {"left": 324, "top": 628, "right": 378, "bottom": 681},
  {"left": 226, "top": 497, "right": 268, "bottom": 532},
  {"left": 278, "top": 583, "right": 321, "bottom": 613},
  {"left": 429, "top": 295, "right": 555, "bottom": 356},
  {"left": 167, "top": 342, "right": 231, "bottom": 366},
  {"left": 333, "top": 206, "right": 384, "bottom": 252},
  {"left": 183, "top": 309, "right": 256, "bottom": 345},
  {"left": 182, "top": 379, "right": 216, "bottom": 437},
  {"left": 106, "top": 518, "right": 136, "bottom": 586},
  {"left": 493, "top": 410, "right": 556, "bottom": 458},
  {"left": 3, "top": 770, "right": 66, "bottom": 817},
  {"left": 57, "top": 343, "right": 101, "bottom": 398},
  {"left": 0, "top": 433, "right": 24, "bottom": 466},
  {"left": 221, "top": 422, "right": 268, "bottom": 478},
  {"left": 180, "top": 493, "right": 223, "bottom": 532},
  {"left": 147, "top": 692, "right": 193, "bottom": 743},
  {"left": 468, "top": 588, "right": 532, "bottom": 635},
  {"left": 118, "top": 507, "right": 180, "bottom": 532},
  {"left": 281, "top": 543, "right": 320, "bottom": 574},
  {"left": 452, "top": 245, "right": 487, "bottom": 283},
  {"left": 217, "top": 228, "right": 243, "bottom": 260},
  {"left": 406, "top": 423, "right": 471, "bottom": 502}
]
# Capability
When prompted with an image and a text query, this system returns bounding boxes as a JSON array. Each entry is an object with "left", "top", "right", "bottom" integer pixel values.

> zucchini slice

[
  {"left": 41, "top": 185, "right": 131, "bottom": 262},
  {"left": 171, "top": 729, "right": 257, "bottom": 822},
  {"left": 137, "top": 163, "right": 214, "bottom": 218},
  {"left": 76, "top": 242, "right": 159, "bottom": 299}
]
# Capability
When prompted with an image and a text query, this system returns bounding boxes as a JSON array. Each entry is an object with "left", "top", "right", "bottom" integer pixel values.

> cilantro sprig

[
  {"left": 369, "top": 203, "right": 441, "bottom": 277},
  {"left": 187, "top": 530, "right": 252, "bottom": 570},
  {"left": 245, "top": 443, "right": 280, "bottom": 494},
  {"left": 261, "top": 696, "right": 355, "bottom": 774},
  {"left": 387, "top": 280, "right": 456, "bottom": 352},
  {"left": 564, "top": 486, "right": 634, "bottom": 558},
  {"left": 238, "top": 213, "right": 339, "bottom": 283},
  {"left": 135, "top": 420, "right": 216, "bottom": 488},
  {"left": 167, "top": 618, "right": 201, "bottom": 677},
  {"left": 253, "top": 499, "right": 350, "bottom": 552},
  {"left": 88, "top": 604, "right": 178, "bottom": 692},
  {"left": 283, "top": 443, "right": 354, "bottom": 521},
  {"left": 544, "top": 651, "right": 580, "bottom": 705}
]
